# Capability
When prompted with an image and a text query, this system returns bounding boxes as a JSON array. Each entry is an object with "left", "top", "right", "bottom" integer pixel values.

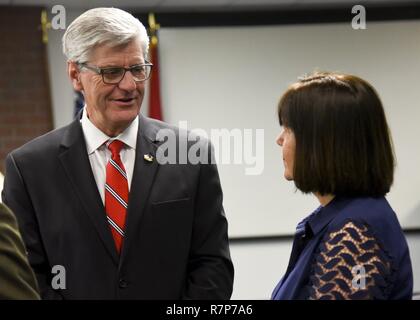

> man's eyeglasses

[{"left": 77, "top": 62, "right": 153, "bottom": 84}]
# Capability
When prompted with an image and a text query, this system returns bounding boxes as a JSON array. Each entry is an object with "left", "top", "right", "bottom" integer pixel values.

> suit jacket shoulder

[{"left": 9, "top": 123, "right": 70, "bottom": 165}]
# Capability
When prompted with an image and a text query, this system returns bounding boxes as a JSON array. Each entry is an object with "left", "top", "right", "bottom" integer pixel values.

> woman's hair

[
  {"left": 62, "top": 7, "right": 149, "bottom": 63},
  {"left": 278, "top": 71, "right": 395, "bottom": 197}
]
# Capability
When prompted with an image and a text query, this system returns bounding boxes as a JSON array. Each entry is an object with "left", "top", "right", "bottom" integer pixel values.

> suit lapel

[
  {"left": 58, "top": 119, "right": 119, "bottom": 264},
  {"left": 120, "top": 115, "right": 160, "bottom": 261}
]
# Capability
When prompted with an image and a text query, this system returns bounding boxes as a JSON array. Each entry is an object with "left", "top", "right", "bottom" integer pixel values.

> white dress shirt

[{"left": 80, "top": 107, "right": 138, "bottom": 205}]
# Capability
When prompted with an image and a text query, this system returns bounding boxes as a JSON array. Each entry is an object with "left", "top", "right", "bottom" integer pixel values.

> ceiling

[{"left": 1, "top": 0, "right": 418, "bottom": 12}]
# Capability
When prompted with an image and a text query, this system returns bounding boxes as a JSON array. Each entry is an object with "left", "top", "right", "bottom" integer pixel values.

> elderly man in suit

[
  {"left": 2, "top": 7, "right": 233, "bottom": 299},
  {"left": 0, "top": 202, "right": 40, "bottom": 299}
]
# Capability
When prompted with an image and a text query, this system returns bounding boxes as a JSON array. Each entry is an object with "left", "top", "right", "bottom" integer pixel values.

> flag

[
  {"left": 148, "top": 36, "right": 163, "bottom": 120},
  {"left": 148, "top": 14, "right": 163, "bottom": 121}
]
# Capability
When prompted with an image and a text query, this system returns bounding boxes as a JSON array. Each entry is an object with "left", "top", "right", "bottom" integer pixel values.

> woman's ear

[{"left": 67, "top": 61, "right": 83, "bottom": 91}]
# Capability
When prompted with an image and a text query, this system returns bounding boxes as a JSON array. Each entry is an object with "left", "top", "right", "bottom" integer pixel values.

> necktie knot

[{"left": 107, "top": 140, "right": 124, "bottom": 158}]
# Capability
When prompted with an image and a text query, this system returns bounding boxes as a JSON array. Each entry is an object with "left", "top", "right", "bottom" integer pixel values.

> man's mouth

[
  {"left": 114, "top": 97, "right": 135, "bottom": 103},
  {"left": 111, "top": 97, "right": 137, "bottom": 106}
]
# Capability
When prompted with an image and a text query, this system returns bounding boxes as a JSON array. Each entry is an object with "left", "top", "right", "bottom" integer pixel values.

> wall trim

[
  {"left": 230, "top": 228, "right": 420, "bottom": 244},
  {"left": 134, "top": 3, "right": 420, "bottom": 28}
]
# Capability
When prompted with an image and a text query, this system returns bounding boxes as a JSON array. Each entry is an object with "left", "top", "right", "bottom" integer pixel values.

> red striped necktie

[{"left": 105, "top": 140, "right": 129, "bottom": 254}]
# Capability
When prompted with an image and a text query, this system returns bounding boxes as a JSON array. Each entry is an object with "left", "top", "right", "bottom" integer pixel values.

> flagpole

[{"left": 148, "top": 13, "right": 160, "bottom": 48}]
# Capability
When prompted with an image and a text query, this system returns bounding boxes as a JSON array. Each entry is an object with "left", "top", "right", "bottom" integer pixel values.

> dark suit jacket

[
  {"left": 1, "top": 114, "right": 234, "bottom": 299},
  {"left": 0, "top": 202, "right": 40, "bottom": 299}
]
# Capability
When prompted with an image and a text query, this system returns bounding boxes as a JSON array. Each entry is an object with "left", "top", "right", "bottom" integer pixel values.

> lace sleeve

[{"left": 308, "top": 220, "right": 393, "bottom": 300}]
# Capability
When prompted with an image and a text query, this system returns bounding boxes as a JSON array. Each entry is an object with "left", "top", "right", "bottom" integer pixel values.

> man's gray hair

[{"left": 62, "top": 7, "right": 149, "bottom": 63}]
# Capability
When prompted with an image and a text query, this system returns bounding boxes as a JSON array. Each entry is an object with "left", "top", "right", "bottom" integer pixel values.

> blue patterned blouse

[{"left": 271, "top": 196, "right": 413, "bottom": 300}]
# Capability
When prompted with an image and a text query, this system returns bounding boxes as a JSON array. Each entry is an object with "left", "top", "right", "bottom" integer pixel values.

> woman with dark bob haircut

[{"left": 271, "top": 72, "right": 413, "bottom": 300}]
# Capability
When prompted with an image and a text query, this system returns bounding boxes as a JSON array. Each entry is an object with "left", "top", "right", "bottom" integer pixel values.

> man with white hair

[{"left": 2, "top": 7, "right": 233, "bottom": 299}]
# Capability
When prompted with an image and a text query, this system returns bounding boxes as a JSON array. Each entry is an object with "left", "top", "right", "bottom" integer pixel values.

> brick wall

[{"left": 0, "top": 6, "right": 53, "bottom": 173}]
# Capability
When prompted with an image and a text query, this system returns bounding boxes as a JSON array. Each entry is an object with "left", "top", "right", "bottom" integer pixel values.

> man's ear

[{"left": 67, "top": 61, "right": 83, "bottom": 91}]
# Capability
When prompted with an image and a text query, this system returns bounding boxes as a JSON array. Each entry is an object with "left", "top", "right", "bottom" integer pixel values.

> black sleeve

[
  {"left": 182, "top": 142, "right": 234, "bottom": 299},
  {"left": 0, "top": 202, "right": 40, "bottom": 299},
  {"left": 308, "top": 220, "right": 393, "bottom": 300},
  {"left": 2, "top": 153, "right": 63, "bottom": 300}
]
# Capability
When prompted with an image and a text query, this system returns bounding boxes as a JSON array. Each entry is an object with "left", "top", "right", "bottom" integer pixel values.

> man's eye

[
  {"left": 103, "top": 68, "right": 122, "bottom": 75},
  {"left": 131, "top": 66, "right": 145, "bottom": 73}
]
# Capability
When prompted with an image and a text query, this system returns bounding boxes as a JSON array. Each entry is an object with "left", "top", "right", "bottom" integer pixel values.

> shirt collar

[
  {"left": 306, "top": 196, "right": 353, "bottom": 236},
  {"left": 80, "top": 106, "right": 138, "bottom": 155}
]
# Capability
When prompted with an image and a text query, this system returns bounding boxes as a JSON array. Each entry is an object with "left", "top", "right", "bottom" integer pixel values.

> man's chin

[
  {"left": 112, "top": 111, "right": 139, "bottom": 124},
  {"left": 109, "top": 101, "right": 140, "bottom": 115},
  {"left": 107, "top": 107, "right": 139, "bottom": 127}
]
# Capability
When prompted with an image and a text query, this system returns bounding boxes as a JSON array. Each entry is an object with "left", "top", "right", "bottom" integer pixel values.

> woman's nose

[{"left": 276, "top": 133, "right": 283, "bottom": 146}]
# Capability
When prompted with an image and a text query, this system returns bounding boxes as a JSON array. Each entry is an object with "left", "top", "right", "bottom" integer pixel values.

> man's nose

[{"left": 118, "top": 70, "right": 137, "bottom": 91}]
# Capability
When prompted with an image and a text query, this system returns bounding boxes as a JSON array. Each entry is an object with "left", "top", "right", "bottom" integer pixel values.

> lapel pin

[{"left": 144, "top": 154, "right": 154, "bottom": 162}]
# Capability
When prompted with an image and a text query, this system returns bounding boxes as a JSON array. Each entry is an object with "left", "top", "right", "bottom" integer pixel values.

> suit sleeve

[
  {"left": 0, "top": 202, "right": 40, "bottom": 299},
  {"left": 182, "top": 141, "right": 234, "bottom": 299},
  {"left": 2, "top": 153, "right": 63, "bottom": 299}
]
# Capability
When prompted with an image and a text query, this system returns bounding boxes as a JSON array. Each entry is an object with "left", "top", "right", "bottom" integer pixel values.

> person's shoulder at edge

[{"left": 0, "top": 202, "right": 40, "bottom": 299}]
